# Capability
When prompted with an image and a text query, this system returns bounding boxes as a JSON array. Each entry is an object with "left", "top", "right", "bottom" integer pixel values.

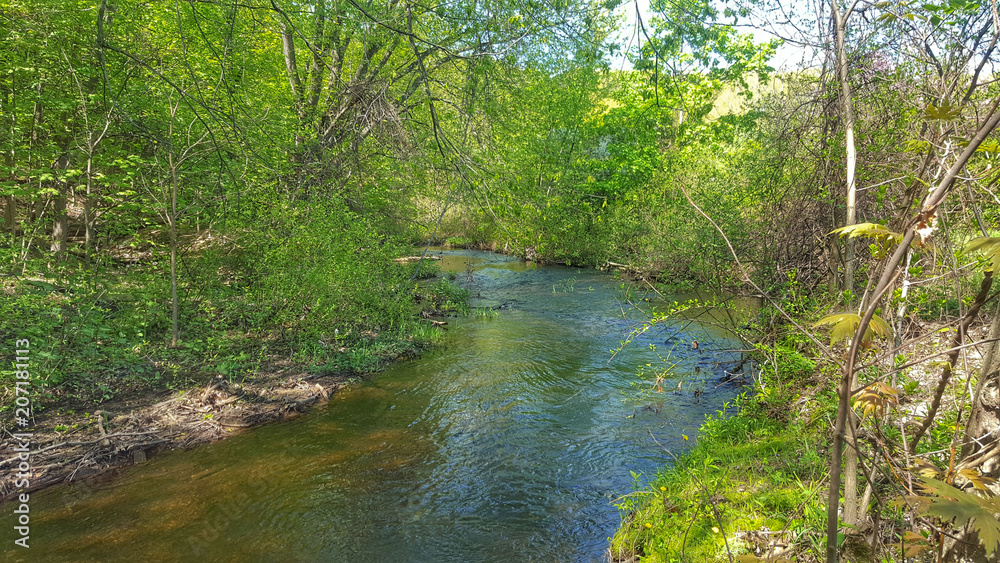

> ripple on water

[{"left": 8, "top": 253, "right": 746, "bottom": 563}]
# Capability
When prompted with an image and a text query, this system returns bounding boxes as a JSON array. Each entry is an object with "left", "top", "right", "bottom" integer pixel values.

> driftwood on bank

[{"left": 0, "top": 373, "right": 343, "bottom": 501}]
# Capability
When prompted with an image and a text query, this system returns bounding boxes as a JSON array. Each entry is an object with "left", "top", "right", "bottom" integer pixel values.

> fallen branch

[{"left": 0, "top": 430, "right": 162, "bottom": 468}]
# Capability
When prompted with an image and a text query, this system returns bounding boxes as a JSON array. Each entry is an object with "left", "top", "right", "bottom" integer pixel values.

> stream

[{"left": 5, "top": 250, "right": 748, "bottom": 562}]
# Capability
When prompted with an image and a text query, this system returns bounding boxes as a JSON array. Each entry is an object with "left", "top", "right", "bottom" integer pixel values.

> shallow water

[{"left": 6, "top": 250, "right": 746, "bottom": 562}]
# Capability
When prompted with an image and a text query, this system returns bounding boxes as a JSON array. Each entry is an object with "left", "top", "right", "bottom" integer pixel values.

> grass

[
  {"left": 0, "top": 241, "right": 468, "bottom": 412},
  {"left": 306, "top": 323, "right": 447, "bottom": 376},
  {"left": 610, "top": 348, "right": 832, "bottom": 562},
  {"left": 474, "top": 307, "right": 501, "bottom": 319},
  {"left": 445, "top": 236, "right": 472, "bottom": 248}
]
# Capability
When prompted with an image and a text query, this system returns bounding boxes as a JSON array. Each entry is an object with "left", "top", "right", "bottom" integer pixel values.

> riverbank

[
  {"left": 609, "top": 314, "right": 997, "bottom": 562},
  {"left": 0, "top": 361, "right": 346, "bottom": 501},
  {"left": 0, "top": 324, "right": 458, "bottom": 503},
  {"left": 0, "top": 251, "right": 467, "bottom": 503},
  {"left": 609, "top": 340, "right": 830, "bottom": 561}
]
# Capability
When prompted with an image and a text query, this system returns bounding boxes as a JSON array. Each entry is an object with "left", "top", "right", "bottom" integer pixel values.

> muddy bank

[{"left": 0, "top": 363, "right": 353, "bottom": 502}]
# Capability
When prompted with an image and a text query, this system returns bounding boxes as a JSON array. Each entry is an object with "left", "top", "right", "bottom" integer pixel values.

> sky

[{"left": 609, "top": 0, "right": 814, "bottom": 71}]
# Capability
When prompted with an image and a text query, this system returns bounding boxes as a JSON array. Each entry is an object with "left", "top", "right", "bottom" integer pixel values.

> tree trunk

[
  {"left": 3, "top": 145, "right": 14, "bottom": 232},
  {"left": 831, "top": 0, "right": 862, "bottom": 531},
  {"left": 963, "top": 304, "right": 1000, "bottom": 470},
  {"left": 50, "top": 150, "right": 71, "bottom": 258},
  {"left": 84, "top": 166, "right": 95, "bottom": 255},
  {"left": 167, "top": 97, "right": 180, "bottom": 348},
  {"left": 4, "top": 196, "right": 15, "bottom": 232},
  {"left": 80, "top": 120, "right": 109, "bottom": 259},
  {"left": 50, "top": 187, "right": 67, "bottom": 258},
  {"left": 169, "top": 152, "right": 179, "bottom": 347},
  {"left": 832, "top": 0, "right": 858, "bottom": 303},
  {"left": 843, "top": 371, "right": 861, "bottom": 526}
]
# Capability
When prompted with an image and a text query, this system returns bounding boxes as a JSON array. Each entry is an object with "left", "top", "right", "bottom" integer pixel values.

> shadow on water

[{"left": 6, "top": 249, "right": 749, "bottom": 562}]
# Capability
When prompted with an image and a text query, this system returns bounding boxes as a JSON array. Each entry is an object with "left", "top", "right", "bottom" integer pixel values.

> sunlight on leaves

[
  {"left": 852, "top": 382, "right": 898, "bottom": 419},
  {"left": 904, "top": 139, "right": 931, "bottom": 153},
  {"left": 813, "top": 313, "right": 892, "bottom": 346},
  {"left": 829, "top": 222, "right": 903, "bottom": 243},
  {"left": 964, "top": 237, "right": 1000, "bottom": 271},
  {"left": 830, "top": 223, "right": 905, "bottom": 258},
  {"left": 924, "top": 103, "right": 962, "bottom": 121},
  {"left": 959, "top": 469, "right": 997, "bottom": 497},
  {"left": 977, "top": 139, "right": 1000, "bottom": 156},
  {"left": 909, "top": 460, "right": 941, "bottom": 479}
]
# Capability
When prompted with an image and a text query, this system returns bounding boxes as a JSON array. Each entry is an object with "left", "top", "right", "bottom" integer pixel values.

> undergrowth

[{"left": 0, "top": 222, "right": 465, "bottom": 411}]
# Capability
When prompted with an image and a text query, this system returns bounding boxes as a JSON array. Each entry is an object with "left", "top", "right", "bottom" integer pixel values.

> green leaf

[
  {"left": 964, "top": 237, "right": 1000, "bottom": 271},
  {"left": 813, "top": 313, "right": 893, "bottom": 346},
  {"left": 830, "top": 223, "right": 905, "bottom": 258},
  {"left": 907, "top": 477, "right": 1000, "bottom": 555},
  {"left": 904, "top": 139, "right": 931, "bottom": 153},
  {"left": 830, "top": 222, "right": 903, "bottom": 243},
  {"left": 977, "top": 140, "right": 1000, "bottom": 155},
  {"left": 924, "top": 103, "right": 962, "bottom": 121}
]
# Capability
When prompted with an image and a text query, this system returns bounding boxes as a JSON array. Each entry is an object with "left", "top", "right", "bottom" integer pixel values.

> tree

[{"left": 830, "top": 0, "right": 859, "bottom": 301}]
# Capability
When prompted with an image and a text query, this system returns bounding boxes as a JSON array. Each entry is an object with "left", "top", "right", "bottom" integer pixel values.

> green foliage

[
  {"left": 910, "top": 283, "right": 964, "bottom": 320},
  {"left": 923, "top": 102, "right": 963, "bottom": 121},
  {"left": 0, "top": 0, "right": 606, "bottom": 410},
  {"left": 473, "top": 307, "right": 500, "bottom": 319},
  {"left": 424, "top": 279, "right": 470, "bottom": 314},
  {"left": 830, "top": 222, "right": 902, "bottom": 242},
  {"left": 907, "top": 477, "right": 1000, "bottom": 556},
  {"left": 612, "top": 392, "right": 828, "bottom": 562},
  {"left": 771, "top": 345, "right": 816, "bottom": 381},
  {"left": 964, "top": 236, "right": 1000, "bottom": 271},
  {"left": 445, "top": 236, "right": 472, "bottom": 249},
  {"left": 813, "top": 313, "right": 892, "bottom": 346},
  {"left": 830, "top": 222, "right": 904, "bottom": 258},
  {"left": 233, "top": 199, "right": 415, "bottom": 340},
  {"left": 852, "top": 382, "right": 899, "bottom": 420},
  {"left": 3, "top": 1, "right": 999, "bottom": 559}
]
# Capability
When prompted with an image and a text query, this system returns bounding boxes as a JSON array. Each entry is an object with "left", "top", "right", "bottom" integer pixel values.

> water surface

[{"left": 7, "top": 250, "right": 745, "bottom": 562}]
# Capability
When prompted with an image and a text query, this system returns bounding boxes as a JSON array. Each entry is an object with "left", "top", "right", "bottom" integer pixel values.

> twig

[
  {"left": 677, "top": 183, "right": 840, "bottom": 366},
  {"left": 0, "top": 431, "right": 162, "bottom": 467}
]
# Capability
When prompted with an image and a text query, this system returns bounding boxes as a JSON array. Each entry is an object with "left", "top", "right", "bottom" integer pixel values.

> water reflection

[{"left": 8, "top": 250, "right": 745, "bottom": 562}]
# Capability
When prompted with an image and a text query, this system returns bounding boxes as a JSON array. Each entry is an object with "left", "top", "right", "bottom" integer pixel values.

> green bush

[{"left": 232, "top": 198, "right": 415, "bottom": 342}]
